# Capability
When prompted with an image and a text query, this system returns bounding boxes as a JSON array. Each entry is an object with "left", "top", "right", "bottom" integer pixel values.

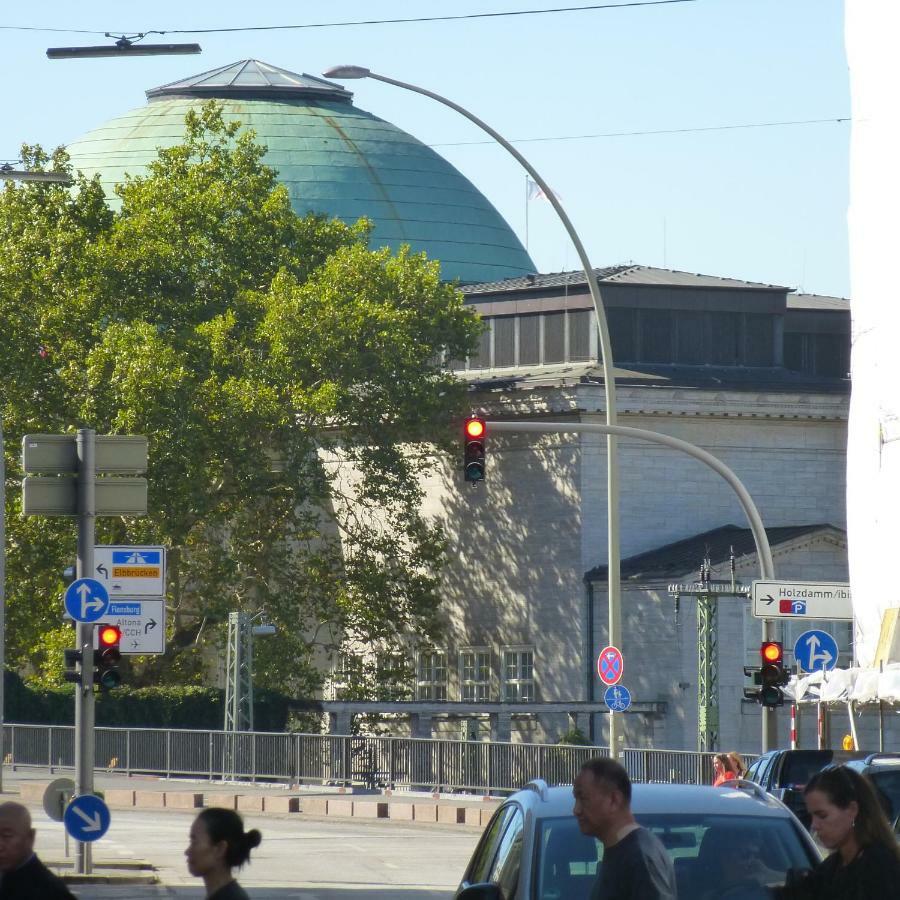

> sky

[{"left": 2, "top": 0, "right": 850, "bottom": 297}]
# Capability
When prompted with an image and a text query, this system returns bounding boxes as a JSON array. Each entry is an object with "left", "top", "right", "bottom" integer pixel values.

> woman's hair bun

[{"left": 244, "top": 828, "right": 262, "bottom": 851}]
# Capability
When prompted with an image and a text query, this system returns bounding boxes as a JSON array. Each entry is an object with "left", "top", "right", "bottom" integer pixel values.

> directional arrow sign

[
  {"left": 64, "top": 578, "right": 109, "bottom": 623},
  {"left": 96, "top": 598, "right": 165, "bottom": 654},
  {"left": 794, "top": 629, "right": 840, "bottom": 673},
  {"left": 64, "top": 794, "right": 111, "bottom": 842},
  {"left": 751, "top": 580, "right": 852, "bottom": 621},
  {"left": 93, "top": 545, "right": 166, "bottom": 596}
]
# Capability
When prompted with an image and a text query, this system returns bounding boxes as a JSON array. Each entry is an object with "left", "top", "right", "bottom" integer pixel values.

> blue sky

[{"left": 3, "top": 0, "right": 850, "bottom": 296}]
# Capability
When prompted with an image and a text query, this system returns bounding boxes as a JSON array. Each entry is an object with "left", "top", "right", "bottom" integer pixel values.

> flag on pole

[{"left": 527, "top": 177, "right": 561, "bottom": 203}]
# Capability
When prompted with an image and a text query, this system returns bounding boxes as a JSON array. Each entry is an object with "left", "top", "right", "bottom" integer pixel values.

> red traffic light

[
  {"left": 465, "top": 417, "right": 485, "bottom": 439},
  {"left": 98, "top": 625, "right": 121, "bottom": 648},
  {"left": 761, "top": 641, "right": 783, "bottom": 664}
]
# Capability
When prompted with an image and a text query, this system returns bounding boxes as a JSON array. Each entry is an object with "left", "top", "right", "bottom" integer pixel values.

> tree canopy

[{"left": 0, "top": 103, "right": 481, "bottom": 695}]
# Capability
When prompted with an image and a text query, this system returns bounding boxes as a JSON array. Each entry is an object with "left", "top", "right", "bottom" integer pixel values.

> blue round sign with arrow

[
  {"left": 64, "top": 794, "right": 111, "bottom": 842},
  {"left": 64, "top": 578, "right": 109, "bottom": 623},
  {"left": 794, "top": 629, "right": 839, "bottom": 674}
]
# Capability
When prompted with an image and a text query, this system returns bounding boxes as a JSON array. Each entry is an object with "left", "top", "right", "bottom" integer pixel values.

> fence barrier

[{"left": 1, "top": 724, "right": 755, "bottom": 795}]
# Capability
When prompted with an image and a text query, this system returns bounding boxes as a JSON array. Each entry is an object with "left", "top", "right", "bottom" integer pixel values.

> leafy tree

[{"left": 0, "top": 103, "right": 481, "bottom": 695}]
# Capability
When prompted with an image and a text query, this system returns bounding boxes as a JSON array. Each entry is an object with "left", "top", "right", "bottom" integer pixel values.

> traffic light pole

[
  {"left": 74, "top": 429, "right": 95, "bottom": 875},
  {"left": 488, "top": 420, "right": 778, "bottom": 751}
]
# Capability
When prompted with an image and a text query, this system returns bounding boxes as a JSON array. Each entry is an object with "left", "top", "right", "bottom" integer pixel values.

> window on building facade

[
  {"left": 543, "top": 312, "right": 566, "bottom": 363},
  {"left": 460, "top": 648, "right": 492, "bottom": 702},
  {"left": 568, "top": 309, "right": 592, "bottom": 361},
  {"left": 503, "top": 648, "right": 535, "bottom": 702},
  {"left": 519, "top": 314, "right": 541, "bottom": 364},
  {"left": 330, "top": 651, "right": 363, "bottom": 700},
  {"left": 375, "top": 652, "right": 411, "bottom": 701},
  {"left": 416, "top": 650, "right": 448, "bottom": 701}
]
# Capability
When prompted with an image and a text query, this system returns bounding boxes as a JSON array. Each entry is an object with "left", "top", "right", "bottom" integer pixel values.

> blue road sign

[
  {"left": 794, "top": 629, "right": 839, "bottom": 673},
  {"left": 604, "top": 684, "right": 632, "bottom": 712},
  {"left": 112, "top": 549, "right": 161, "bottom": 565},
  {"left": 64, "top": 578, "right": 109, "bottom": 623},
  {"left": 64, "top": 794, "right": 111, "bottom": 842}
]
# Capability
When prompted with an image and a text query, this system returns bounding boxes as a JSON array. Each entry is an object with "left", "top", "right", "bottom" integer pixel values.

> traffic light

[
  {"left": 94, "top": 624, "right": 122, "bottom": 689},
  {"left": 463, "top": 416, "right": 486, "bottom": 483},
  {"left": 63, "top": 648, "right": 82, "bottom": 683},
  {"left": 759, "top": 641, "right": 788, "bottom": 708}
]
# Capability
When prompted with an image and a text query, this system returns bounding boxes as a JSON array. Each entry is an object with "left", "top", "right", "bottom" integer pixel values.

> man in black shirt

[
  {"left": 0, "top": 802, "right": 76, "bottom": 900},
  {"left": 573, "top": 758, "right": 677, "bottom": 900}
]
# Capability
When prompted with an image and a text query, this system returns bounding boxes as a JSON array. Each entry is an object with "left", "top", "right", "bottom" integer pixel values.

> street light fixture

[
  {"left": 323, "top": 65, "right": 625, "bottom": 753},
  {"left": 0, "top": 163, "right": 72, "bottom": 184},
  {"left": 47, "top": 34, "right": 201, "bottom": 59}
]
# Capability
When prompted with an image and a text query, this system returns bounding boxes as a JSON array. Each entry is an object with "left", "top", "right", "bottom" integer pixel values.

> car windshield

[
  {"left": 780, "top": 751, "right": 833, "bottom": 789},
  {"left": 535, "top": 813, "right": 816, "bottom": 900}
]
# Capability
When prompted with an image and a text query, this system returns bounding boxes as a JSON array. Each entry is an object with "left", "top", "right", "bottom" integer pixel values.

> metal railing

[{"left": 2, "top": 723, "right": 755, "bottom": 794}]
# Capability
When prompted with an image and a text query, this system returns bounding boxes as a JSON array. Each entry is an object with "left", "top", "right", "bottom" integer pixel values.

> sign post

[{"left": 21, "top": 430, "right": 148, "bottom": 875}]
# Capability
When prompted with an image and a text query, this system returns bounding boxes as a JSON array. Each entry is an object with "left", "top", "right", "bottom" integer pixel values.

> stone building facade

[{"left": 404, "top": 265, "right": 856, "bottom": 751}]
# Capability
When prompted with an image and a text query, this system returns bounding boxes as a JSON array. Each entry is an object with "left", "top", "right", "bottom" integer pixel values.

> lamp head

[{"left": 322, "top": 65, "right": 371, "bottom": 80}]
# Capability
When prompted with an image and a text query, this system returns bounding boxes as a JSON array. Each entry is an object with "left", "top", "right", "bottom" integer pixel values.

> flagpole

[{"left": 524, "top": 176, "right": 530, "bottom": 252}]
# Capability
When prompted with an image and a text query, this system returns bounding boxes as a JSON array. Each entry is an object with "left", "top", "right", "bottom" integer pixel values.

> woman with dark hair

[
  {"left": 775, "top": 764, "right": 900, "bottom": 899},
  {"left": 712, "top": 753, "right": 736, "bottom": 787},
  {"left": 185, "top": 808, "right": 262, "bottom": 899}
]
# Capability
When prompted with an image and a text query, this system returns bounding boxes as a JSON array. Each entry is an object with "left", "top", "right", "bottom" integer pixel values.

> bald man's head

[{"left": 0, "top": 802, "right": 35, "bottom": 872}]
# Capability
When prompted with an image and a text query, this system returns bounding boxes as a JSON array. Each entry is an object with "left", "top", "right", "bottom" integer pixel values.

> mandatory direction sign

[
  {"left": 64, "top": 578, "right": 109, "bottom": 622},
  {"left": 64, "top": 794, "right": 111, "bottom": 842},
  {"left": 604, "top": 684, "right": 632, "bottom": 712},
  {"left": 597, "top": 645, "right": 624, "bottom": 686},
  {"left": 752, "top": 580, "right": 852, "bottom": 621},
  {"left": 794, "top": 629, "right": 840, "bottom": 673},
  {"left": 98, "top": 598, "right": 166, "bottom": 655},
  {"left": 94, "top": 545, "right": 166, "bottom": 596}
]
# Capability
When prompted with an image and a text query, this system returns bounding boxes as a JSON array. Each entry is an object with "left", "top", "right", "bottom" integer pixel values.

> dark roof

[
  {"left": 586, "top": 524, "right": 845, "bottom": 582},
  {"left": 147, "top": 59, "right": 352, "bottom": 103},
  {"left": 462, "top": 265, "right": 790, "bottom": 297},
  {"left": 788, "top": 293, "right": 850, "bottom": 311},
  {"left": 462, "top": 361, "right": 850, "bottom": 395}
]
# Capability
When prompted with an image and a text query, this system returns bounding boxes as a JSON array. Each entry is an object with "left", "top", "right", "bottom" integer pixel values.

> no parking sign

[{"left": 597, "top": 645, "right": 624, "bottom": 686}]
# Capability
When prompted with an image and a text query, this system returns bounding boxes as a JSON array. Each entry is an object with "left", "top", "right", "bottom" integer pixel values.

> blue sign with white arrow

[
  {"left": 794, "top": 629, "right": 839, "bottom": 674},
  {"left": 64, "top": 794, "right": 111, "bottom": 842},
  {"left": 64, "top": 578, "right": 109, "bottom": 623},
  {"left": 604, "top": 684, "right": 632, "bottom": 712}
]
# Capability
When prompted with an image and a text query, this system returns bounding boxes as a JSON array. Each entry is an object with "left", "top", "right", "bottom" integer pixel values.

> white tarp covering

[
  {"left": 789, "top": 664, "right": 900, "bottom": 704},
  {"left": 845, "top": 1, "right": 900, "bottom": 666}
]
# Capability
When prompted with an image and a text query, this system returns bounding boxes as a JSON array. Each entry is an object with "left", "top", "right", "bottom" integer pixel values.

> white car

[{"left": 456, "top": 779, "right": 821, "bottom": 900}]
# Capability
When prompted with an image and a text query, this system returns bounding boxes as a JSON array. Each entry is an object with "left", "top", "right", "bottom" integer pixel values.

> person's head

[
  {"left": 185, "top": 808, "right": 261, "bottom": 880},
  {"left": 713, "top": 754, "right": 731, "bottom": 776},
  {"left": 0, "top": 802, "right": 35, "bottom": 873},
  {"left": 727, "top": 752, "right": 745, "bottom": 778},
  {"left": 804, "top": 765, "right": 899, "bottom": 859},
  {"left": 573, "top": 757, "right": 634, "bottom": 843}
]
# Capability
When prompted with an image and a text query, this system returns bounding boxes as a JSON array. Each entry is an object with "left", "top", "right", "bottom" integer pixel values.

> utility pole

[{"left": 74, "top": 429, "right": 96, "bottom": 875}]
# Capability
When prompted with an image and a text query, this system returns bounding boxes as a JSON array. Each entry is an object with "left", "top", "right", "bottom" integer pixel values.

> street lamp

[
  {"left": 323, "top": 65, "right": 624, "bottom": 754},
  {"left": 47, "top": 34, "right": 201, "bottom": 59},
  {"left": 0, "top": 164, "right": 72, "bottom": 184}
]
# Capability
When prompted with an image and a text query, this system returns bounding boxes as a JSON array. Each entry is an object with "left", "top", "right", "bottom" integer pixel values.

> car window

[
  {"left": 745, "top": 758, "right": 763, "bottom": 781},
  {"left": 536, "top": 817, "right": 600, "bottom": 900},
  {"left": 536, "top": 813, "right": 816, "bottom": 900},
  {"left": 780, "top": 751, "right": 834, "bottom": 789},
  {"left": 868, "top": 770, "right": 900, "bottom": 820},
  {"left": 467, "top": 805, "right": 519, "bottom": 886},
  {"left": 753, "top": 753, "right": 775, "bottom": 786},
  {"left": 489, "top": 807, "right": 525, "bottom": 898}
]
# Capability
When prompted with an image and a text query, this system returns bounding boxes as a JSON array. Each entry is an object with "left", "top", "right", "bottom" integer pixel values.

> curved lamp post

[{"left": 323, "top": 65, "right": 624, "bottom": 753}]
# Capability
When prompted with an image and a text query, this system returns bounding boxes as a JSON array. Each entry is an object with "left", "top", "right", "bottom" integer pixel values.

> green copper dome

[{"left": 65, "top": 59, "right": 536, "bottom": 284}]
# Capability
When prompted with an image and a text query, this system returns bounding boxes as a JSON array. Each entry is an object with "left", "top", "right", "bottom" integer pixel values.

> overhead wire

[{"left": 0, "top": 0, "right": 698, "bottom": 38}]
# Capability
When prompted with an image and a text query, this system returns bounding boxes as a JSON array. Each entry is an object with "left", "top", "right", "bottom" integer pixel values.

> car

[
  {"left": 744, "top": 748, "right": 868, "bottom": 829},
  {"left": 844, "top": 752, "right": 900, "bottom": 831},
  {"left": 456, "top": 778, "right": 822, "bottom": 900}
]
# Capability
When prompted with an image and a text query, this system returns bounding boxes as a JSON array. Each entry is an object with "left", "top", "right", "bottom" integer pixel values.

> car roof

[
  {"left": 846, "top": 753, "right": 900, "bottom": 771},
  {"left": 512, "top": 781, "right": 794, "bottom": 820}
]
